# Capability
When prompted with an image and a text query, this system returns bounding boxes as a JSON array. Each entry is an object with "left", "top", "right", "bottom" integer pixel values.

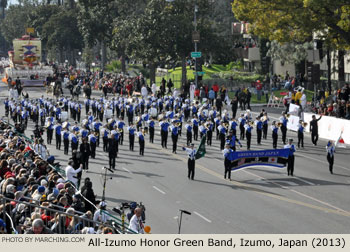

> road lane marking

[
  {"left": 293, "top": 176, "right": 316, "bottom": 186},
  {"left": 152, "top": 186, "right": 166, "bottom": 195},
  {"left": 194, "top": 211, "right": 212, "bottom": 223},
  {"left": 122, "top": 167, "right": 132, "bottom": 174}
]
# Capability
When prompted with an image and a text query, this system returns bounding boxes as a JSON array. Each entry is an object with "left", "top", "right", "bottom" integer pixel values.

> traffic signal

[
  {"left": 261, "top": 56, "right": 269, "bottom": 74},
  {"left": 306, "top": 63, "right": 320, "bottom": 84},
  {"left": 307, "top": 62, "right": 313, "bottom": 82},
  {"left": 195, "top": 58, "right": 202, "bottom": 72},
  {"left": 312, "top": 64, "right": 320, "bottom": 84}
]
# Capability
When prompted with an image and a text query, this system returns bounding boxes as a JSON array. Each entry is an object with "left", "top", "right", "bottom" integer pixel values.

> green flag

[{"left": 195, "top": 136, "right": 206, "bottom": 160}]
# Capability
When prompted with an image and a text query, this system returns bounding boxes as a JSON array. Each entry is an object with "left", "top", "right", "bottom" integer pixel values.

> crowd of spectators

[
  {"left": 0, "top": 119, "right": 119, "bottom": 234},
  {"left": 312, "top": 84, "right": 350, "bottom": 119}
]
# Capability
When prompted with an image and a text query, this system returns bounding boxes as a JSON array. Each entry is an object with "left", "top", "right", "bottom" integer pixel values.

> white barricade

[{"left": 303, "top": 113, "right": 350, "bottom": 143}]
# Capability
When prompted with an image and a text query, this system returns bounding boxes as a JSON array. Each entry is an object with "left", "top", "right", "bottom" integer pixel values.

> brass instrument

[
  {"left": 222, "top": 122, "right": 229, "bottom": 129},
  {"left": 286, "top": 114, "right": 290, "bottom": 118},
  {"left": 62, "top": 121, "right": 68, "bottom": 129},
  {"left": 44, "top": 121, "right": 51, "bottom": 129},
  {"left": 277, "top": 122, "right": 283, "bottom": 127},
  {"left": 261, "top": 116, "right": 268, "bottom": 122},
  {"left": 58, "top": 101, "right": 64, "bottom": 108},
  {"left": 94, "top": 131, "right": 100, "bottom": 137},
  {"left": 249, "top": 121, "right": 254, "bottom": 127},
  {"left": 302, "top": 122, "right": 308, "bottom": 127},
  {"left": 175, "top": 122, "right": 181, "bottom": 127},
  {"left": 117, "top": 128, "right": 123, "bottom": 133}
]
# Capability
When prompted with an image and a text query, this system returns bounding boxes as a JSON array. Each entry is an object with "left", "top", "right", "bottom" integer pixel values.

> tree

[
  {"left": 77, "top": 0, "right": 119, "bottom": 69},
  {"left": 0, "top": 4, "right": 31, "bottom": 44},
  {"left": 232, "top": 0, "right": 350, "bottom": 49},
  {"left": 41, "top": 9, "right": 83, "bottom": 64}
]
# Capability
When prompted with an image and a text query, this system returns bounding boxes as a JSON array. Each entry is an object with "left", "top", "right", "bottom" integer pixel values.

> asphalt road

[{"left": 1, "top": 85, "right": 350, "bottom": 234}]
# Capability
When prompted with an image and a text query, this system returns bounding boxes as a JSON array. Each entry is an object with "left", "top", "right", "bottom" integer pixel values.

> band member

[
  {"left": 206, "top": 120, "right": 213, "bottom": 146},
  {"left": 92, "top": 119, "right": 102, "bottom": 147},
  {"left": 310, "top": 115, "right": 322, "bottom": 146},
  {"left": 284, "top": 138, "right": 296, "bottom": 176},
  {"left": 54, "top": 122, "right": 62, "bottom": 150},
  {"left": 147, "top": 118, "right": 155, "bottom": 143},
  {"left": 262, "top": 112, "right": 269, "bottom": 140},
  {"left": 88, "top": 131, "right": 97, "bottom": 159},
  {"left": 238, "top": 113, "right": 246, "bottom": 140},
  {"left": 255, "top": 116, "right": 263, "bottom": 145},
  {"left": 192, "top": 116, "right": 199, "bottom": 141},
  {"left": 62, "top": 128, "right": 70, "bottom": 155},
  {"left": 4, "top": 98, "right": 9, "bottom": 117},
  {"left": 127, "top": 102, "right": 134, "bottom": 125},
  {"left": 101, "top": 124, "right": 109, "bottom": 152},
  {"left": 108, "top": 133, "right": 118, "bottom": 170},
  {"left": 84, "top": 98, "right": 90, "bottom": 115},
  {"left": 223, "top": 143, "right": 234, "bottom": 180},
  {"left": 244, "top": 121, "right": 253, "bottom": 150},
  {"left": 184, "top": 121, "right": 193, "bottom": 146},
  {"left": 128, "top": 123, "right": 136, "bottom": 151},
  {"left": 117, "top": 117, "right": 125, "bottom": 145},
  {"left": 215, "top": 116, "right": 221, "bottom": 140},
  {"left": 70, "top": 132, "right": 79, "bottom": 152},
  {"left": 182, "top": 143, "right": 197, "bottom": 180},
  {"left": 279, "top": 112, "right": 288, "bottom": 144},
  {"left": 218, "top": 122, "right": 227, "bottom": 150},
  {"left": 297, "top": 120, "right": 305, "bottom": 148},
  {"left": 137, "top": 129, "right": 145, "bottom": 156},
  {"left": 46, "top": 118, "right": 54, "bottom": 144},
  {"left": 229, "top": 119, "right": 238, "bottom": 137},
  {"left": 326, "top": 140, "right": 335, "bottom": 174},
  {"left": 170, "top": 122, "right": 179, "bottom": 154},
  {"left": 80, "top": 137, "right": 91, "bottom": 171},
  {"left": 227, "top": 130, "right": 242, "bottom": 151},
  {"left": 199, "top": 122, "right": 207, "bottom": 140},
  {"left": 271, "top": 121, "right": 279, "bottom": 149},
  {"left": 159, "top": 119, "right": 169, "bottom": 149}
]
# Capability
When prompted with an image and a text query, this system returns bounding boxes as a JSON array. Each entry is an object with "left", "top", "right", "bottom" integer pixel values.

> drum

[
  {"left": 60, "top": 111, "right": 68, "bottom": 121},
  {"left": 105, "top": 109, "right": 113, "bottom": 119}
]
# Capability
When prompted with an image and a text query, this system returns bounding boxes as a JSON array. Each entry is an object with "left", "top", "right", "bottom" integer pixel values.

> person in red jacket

[
  {"left": 212, "top": 83, "right": 219, "bottom": 98},
  {"left": 194, "top": 88, "right": 200, "bottom": 99}
]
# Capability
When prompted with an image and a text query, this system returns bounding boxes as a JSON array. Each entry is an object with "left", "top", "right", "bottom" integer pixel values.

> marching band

[{"left": 4, "top": 92, "right": 315, "bottom": 177}]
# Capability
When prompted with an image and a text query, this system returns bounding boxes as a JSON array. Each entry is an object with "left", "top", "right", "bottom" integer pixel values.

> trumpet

[{"left": 302, "top": 122, "right": 308, "bottom": 127}]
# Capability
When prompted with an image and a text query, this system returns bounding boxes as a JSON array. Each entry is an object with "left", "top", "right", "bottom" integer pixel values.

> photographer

[
  {"left": 33, "top": 124, "right": 44, "bottom": 139},
  {"left": 33, "top": 138, "right": 48, "bottom": 161}
]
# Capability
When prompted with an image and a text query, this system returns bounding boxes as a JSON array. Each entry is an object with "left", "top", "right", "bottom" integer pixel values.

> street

[{"left": 1, "top": 85, "right": 350, "bottom": 234}]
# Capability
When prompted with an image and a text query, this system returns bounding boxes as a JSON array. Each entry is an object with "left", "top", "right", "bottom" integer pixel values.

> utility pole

[{"left": 194, "top": 4, "right": 198, "bottom": 88}]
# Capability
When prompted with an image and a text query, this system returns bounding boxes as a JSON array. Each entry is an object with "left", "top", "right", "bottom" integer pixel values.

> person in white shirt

[
  {"left": 65, "top": 160, "right": 82, "bottom": 188},
  {"left": 182, "top": 144, "right": 197, "bottom": 180},
  {"left": 93, "top": 201, "right": 111, "bottom": 225},
  {"left": 33, "top": 139, "right": 48, "bottom": 160},
  {"left": 151, "top": 83, "right": 157, "bottom": 96},
  {"left": 128, "top": 208, "right": 145, "bottom": 234},
  {"left": 141, "top": 85, "right": 148, "bottom": 98}
]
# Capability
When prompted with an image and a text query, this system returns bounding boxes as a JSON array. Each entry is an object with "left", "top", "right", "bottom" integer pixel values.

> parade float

[{"left": 2, "top": 33, "right": 53, "bottom": 86}]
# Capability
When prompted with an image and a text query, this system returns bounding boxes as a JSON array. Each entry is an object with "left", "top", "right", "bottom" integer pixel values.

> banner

[
  {"left": 230, "top": 149, "right": 290, "bottom": 171},
  {"left": 195, "top": 136, "right": 206, "bottom": 160}
]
